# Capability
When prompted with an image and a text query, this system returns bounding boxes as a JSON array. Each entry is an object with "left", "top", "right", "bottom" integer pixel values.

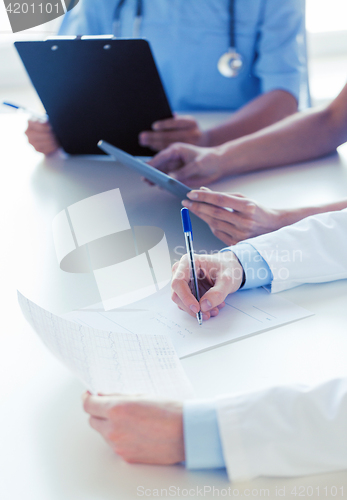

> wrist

[
  {"left": 219, "top": 250, "right": 244, "bottom": 292},
  {"left": 197, "top": 130, "right": 211, "bottom": 147},
  {"left": 216, "top": 141, "right": 248, "bottom": 177},
  {"left": 276, "top": 207, "right": 317, "bottom": 228}
]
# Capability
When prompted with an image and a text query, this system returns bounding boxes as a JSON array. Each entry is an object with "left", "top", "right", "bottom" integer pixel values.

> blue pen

[
  {"left": 2, "top": 101, "right": 47, "bottom": 121},
  {"left": 181, "top": 207, "right": 203, "bottom": 326}
]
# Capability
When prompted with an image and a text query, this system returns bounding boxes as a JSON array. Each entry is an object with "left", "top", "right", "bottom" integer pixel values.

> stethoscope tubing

[{"left": 112, "top": 0, "right": 242, "bottom": 77}]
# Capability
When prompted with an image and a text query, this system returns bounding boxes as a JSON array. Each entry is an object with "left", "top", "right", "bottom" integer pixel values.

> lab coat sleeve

[
  {"left": 241, "top": 209, "right": 347, "bottom": 293},
  {"left": 183, "top": 400, "right": 225, "bottom": 469},
  {"left": 253, "top": 0, "right": 306, "bottom": 104},
  {"left": 222, "top": 243, "right": 273, "bottom": 289},
  {"left": 216, "top": 378, "right": 347, "bottom": 481}
]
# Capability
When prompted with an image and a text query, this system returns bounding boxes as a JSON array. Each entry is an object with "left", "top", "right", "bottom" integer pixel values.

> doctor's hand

[
  {"left": 25, "top": 118, "right": 60, "bottom": 155},
  {"left": 139, "top": 115, "right": 207, "bottom": 152},
  {"left": 148, "top": 143, "right": 226, "bottom": 187},
  {"left": 171, "top": 251, "right": 244, "bottom": 320},
  {"left": 182, "top": 188, "right": 283, "bottom": 245},
  {"left": 83, "top": 392, "right": 185, "bottom": 465}
]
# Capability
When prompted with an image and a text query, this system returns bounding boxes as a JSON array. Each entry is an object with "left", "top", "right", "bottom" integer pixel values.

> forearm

[
  {"left": 205, "top": 90, "right": 297, "bottom": 147},
  {"left": 277, "top": 199, "right": 347, "bottom": 228},
  {"left": 216, "top": 89, "right": 347, "bottom": 176}
]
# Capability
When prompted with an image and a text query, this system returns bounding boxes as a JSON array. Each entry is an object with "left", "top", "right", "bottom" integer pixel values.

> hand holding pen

[
  {"left": 2, "top": 101, "right": 47, "bottom": 121},
  {"left": 3, "top": 101, "right": 60, "bottom": 155},
  {"left": 172, "top": 214, "right": 244, "bottom": 321},
  {"left": 180, "top": 207, "right": 203, "bottom": 325}
]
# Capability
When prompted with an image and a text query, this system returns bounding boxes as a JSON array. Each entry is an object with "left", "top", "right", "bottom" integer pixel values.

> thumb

[{"left": 171, "top": 160, "right": 200, "bottom": 182}]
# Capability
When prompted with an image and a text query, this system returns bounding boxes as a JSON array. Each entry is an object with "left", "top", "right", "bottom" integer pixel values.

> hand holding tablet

[{"left": 98, "top": 140, "right": 190, "bottom": 198}]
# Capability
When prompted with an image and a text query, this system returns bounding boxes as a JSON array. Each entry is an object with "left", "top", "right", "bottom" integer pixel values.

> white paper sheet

[
  {"left": 18, "top": 292, "right": 194, "bottom": 399},
  {"left": 64, "top": 286, "right": 313, "bottom": 358}
]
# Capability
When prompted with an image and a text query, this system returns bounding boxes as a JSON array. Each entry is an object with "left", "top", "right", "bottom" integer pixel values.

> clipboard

[
  {"left": 15, "top": 37, "right": 173, "bottom": 156},
  {"left": 98, "top": 140, "right": 190, "bottom": 198}
]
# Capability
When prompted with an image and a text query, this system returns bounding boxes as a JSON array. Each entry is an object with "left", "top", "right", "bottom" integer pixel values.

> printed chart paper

[{"left": 18, "top": 292, "right": 194, "bottom": 399}]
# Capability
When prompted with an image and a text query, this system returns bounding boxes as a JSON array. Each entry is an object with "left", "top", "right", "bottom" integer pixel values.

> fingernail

[
  {"left": 182, "top": 200, "right": 192, "bottom": 208},
  {"left": 187, "top": 191, "right": 198, "bottom": 199},
  {"left": 190, "top": 304, "right": 199, "bottom": 314},
  {"left": 139, "top": 134, "right": 148, "bottom": 145},
  {"left": 210, "top": 309, "right": 219, "bottom": 317},
  {"left": 202, "top": 313, "right": 209, "bottom": 321},
  {"left": 200, "top": 186, "right": 209, "bottom": 191},
  {"left": 152, "top": 122, "right": 160, "bottom": 130},
  {"left": 201, "top": 299, "right": 212, "bottom": 312}
]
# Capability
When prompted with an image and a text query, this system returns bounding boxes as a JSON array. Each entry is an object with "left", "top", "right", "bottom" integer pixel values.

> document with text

[{"left": 64, "top": 286, "right": 313, "bottom": 358}]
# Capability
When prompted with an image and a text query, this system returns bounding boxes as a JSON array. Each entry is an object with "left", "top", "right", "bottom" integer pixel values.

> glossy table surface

[{"left": 1, "top": 115, "right": 347, "bottom": 499}]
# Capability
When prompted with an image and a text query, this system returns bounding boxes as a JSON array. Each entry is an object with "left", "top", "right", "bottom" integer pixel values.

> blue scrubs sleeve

[
  {"left": 253, "top": 0, "right": 307, "bottom": 105},
  {"left": 58, "top": 0, "right": 113, "bottom": 35},
  {"left": 183, "top": 400, "right": 225, "bottom": 469}
]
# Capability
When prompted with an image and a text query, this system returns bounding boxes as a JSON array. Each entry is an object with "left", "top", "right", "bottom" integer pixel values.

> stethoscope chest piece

[{"left": 218, "top": 47, "right": 243, "bottom": 78}]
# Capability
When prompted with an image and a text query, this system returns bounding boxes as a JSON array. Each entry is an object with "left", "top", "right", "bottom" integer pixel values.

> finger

[
  {"left": 139, "top": 131, "right": 198, "bottom": 149},
  {"left": 89, "top": 416, "right": 110, "bottom": 438},
  {"left": 181, "top": 203, "right": 246, "bottom": 242},
  {"left": 26, "top": 120, "right": 52, "bottom": 132},
  {"left": 26, "top": 137, "right": 58, "bottom": 149},
  {"left": 139, "top": 138, "right": 171, "bottom": 152},
  {"left": 187, "top": 190, "right": 253, "bottom": 213},
  {"left": 200, "top": 264, "right": 242, "bottom": 312},
  {"left": 170, "top": 161, "right": 201, "bottom": 182},
  {"left": 171, "top": 261, "right": 180, "bottom": 274},
  {"left": 152, "top": 116, "right": 197, "bottom": 131},
  {"left": 209, "top": 221, "right": 246, "bottom": 243},
  {"left": 27, "top": 140, "right": 59, "bottom": 154},
  {"left": 212, "top": 230, "right": 241, "bottom": 246},
  {"left": 210, "top": 307, "right": 220, "bottom": 317},
  {"left": 149, "top": 157, "right": 183, "bottom": 173},
  {"left": 83, "top": 393, "right": 110, "bottom": 418},
  {"left": 182, "top": 199, "right": 243, "bottom": 227},
  {"left": 171, "top": 291, "right": 197, "bottom": 317},
  {"left": 147, "top": 146, "right": 185, "bottom": 173},
  {"left": 26, "top": 133, "right": 55, "bottom": 143},
  {"left": 31, "top": 144, "right": 58, "bottom": 155},
  {"left": 171, "top": 257, "right": 201, "bottom": 315}
]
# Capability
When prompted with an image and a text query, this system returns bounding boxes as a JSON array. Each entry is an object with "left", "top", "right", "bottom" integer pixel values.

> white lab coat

[
  {"left": 249, "top": 208, "right": 347, "bottom": 293},
  {"left": 217, "top": 209, "right": 347, "bottom": 481}
]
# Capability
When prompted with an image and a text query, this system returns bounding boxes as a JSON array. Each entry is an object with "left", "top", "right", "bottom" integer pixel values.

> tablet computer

[
  {"left": 98, "top": 140, "right": 190, "bottom": 198},
  {"left": 15, "top": 37, "right": 172, "bottom": 156}
]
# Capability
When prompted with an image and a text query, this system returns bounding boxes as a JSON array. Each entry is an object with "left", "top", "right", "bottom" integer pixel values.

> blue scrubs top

[{"left": 59, "top": 0, "right": 308, "bottom": 112}]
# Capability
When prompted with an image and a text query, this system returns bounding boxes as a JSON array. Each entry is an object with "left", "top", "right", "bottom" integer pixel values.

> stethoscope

[{"left": 113, "top": 0, "right": 243, "bottom": 78}]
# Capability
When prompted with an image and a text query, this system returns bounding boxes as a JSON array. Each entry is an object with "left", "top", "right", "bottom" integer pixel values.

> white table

[{"left": 1, "top": 115, "right": 347, "bottom": 499}]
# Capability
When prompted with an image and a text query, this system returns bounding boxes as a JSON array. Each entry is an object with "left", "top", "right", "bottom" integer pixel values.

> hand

[
  {"left": 182, "top": 188, "right": 283, "bottom": 245},
  {"left": 148, "top": 143, "right": 225, "bottom": 187},
  {"left": 139, "top": 115, "right": 207, "bottom": 152},
  {"left": 25, "top": 118, "right": 60, "bottom": 155},
  {"left": 171, "top": 251, "right": 243, "bottom": 320},
  {"left": 83, "top": 393, "right": 185, "bottom": 465}
]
